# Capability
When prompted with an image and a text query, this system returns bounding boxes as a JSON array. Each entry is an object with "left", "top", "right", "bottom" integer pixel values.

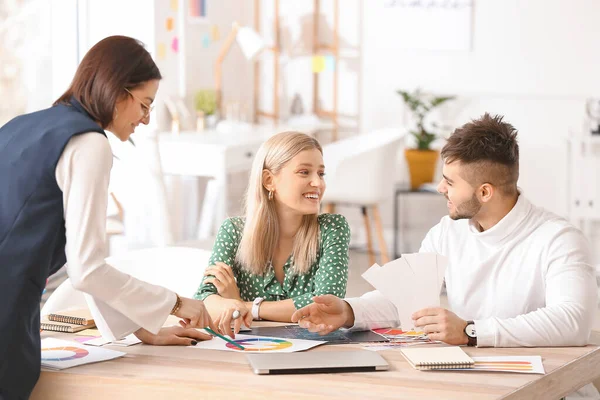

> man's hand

[
  {"left": 203, "top": 262, "right": 241, "bottom": 300},
  {"left": 134, "top": 326, "right": 212, "bottom": 346},
  {"left": 291, "top": 295, "right": 354, "bottom": 335},
  {"left": 412, "top": 307, "right": 468, "bottom": 345}
]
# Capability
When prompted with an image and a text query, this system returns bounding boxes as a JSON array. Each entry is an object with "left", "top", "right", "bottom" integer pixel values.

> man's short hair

[{"left": 441, "top": 113, "right": 519, "bottom": 195}]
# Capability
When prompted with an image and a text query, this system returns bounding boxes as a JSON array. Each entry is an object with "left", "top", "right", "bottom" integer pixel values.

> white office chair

[
  {"left": 322, "top": 128, "right": 405, "bottom": 266},
  {"left": 41, "top": 246, "right": 211, "bottom": 316}
]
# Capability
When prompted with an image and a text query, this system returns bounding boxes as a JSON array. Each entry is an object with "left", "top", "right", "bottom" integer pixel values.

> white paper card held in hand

[{"left": 362, "top": 253, "right": 447, "bottom": 330}]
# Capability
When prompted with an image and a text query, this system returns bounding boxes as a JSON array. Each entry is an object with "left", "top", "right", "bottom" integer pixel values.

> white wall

[
  {"left": 163, "top": 0, "right": 600, "bottom": 248},
  {"left": 63, "top": 1, "right": 600, "bottom": 247},
  {"left": 362, "top": 0, "right": 600, "bottom": 218}
]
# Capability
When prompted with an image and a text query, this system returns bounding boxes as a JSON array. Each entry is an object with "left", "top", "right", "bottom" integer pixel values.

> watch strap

[{"left": 252, "top": 297, "right": 263, "bottom": 320}]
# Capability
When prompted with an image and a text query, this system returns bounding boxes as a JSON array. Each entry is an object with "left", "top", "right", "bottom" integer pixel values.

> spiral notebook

[
  {"left": 48, "top": 309, "right": 94, "bottom": 326},
  {"left": 401, "top": 347, "right": 474, "bottom": 370},
  {"left": 41, "top": 317, "right": 95, "bottom": 333}
]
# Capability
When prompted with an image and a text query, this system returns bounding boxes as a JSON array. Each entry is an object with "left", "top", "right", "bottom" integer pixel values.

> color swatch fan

[
  {"left": 362, "top": 253, "right": 447, "bottom": 330},
  {"left": 41, "top": 338, "right": 125, "bottom": 370}
]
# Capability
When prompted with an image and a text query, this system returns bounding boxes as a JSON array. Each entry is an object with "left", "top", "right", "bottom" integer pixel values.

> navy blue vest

[{"left": 0, "top": 99, "right": 105, "bottom": 399}]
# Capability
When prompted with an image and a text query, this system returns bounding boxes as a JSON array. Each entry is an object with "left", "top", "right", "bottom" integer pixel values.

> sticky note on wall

[
  {"left": 211, "top": 25, "right": 220, "bottom": 41},
  {"left": 325, "top": 55, "right": 335, "bottom": 71},
  {"left": 170, "top": 0, "right": 178, "bottom": 12},
  {"left": 202, "top": 34, "right": 210, "bottom": 48},
  {"left": 166, "top": 17, "right": 174, "bottom": 31},
  {"left": 171, "top": 37, "right": 179, "bottom": 53},
  {"left": 157, "top": 43, "right": 166, "bottom": 60},
  {"left": 312, "top": 56, "right": 325, "bottom": 73}
]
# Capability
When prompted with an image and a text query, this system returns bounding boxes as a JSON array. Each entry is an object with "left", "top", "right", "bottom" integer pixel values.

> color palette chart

[
  {"left": 225, "top": 337, "right": 293, "bottom": 352},
  {"left": 470, "top": 356, "right": 545, "bottom": 374},
  {"left": 41, "top": 338, "right": 125, "bottom": 370},
  {"left": 193, "top": 333, "right": 323, "bottom": 353},
  {"left": 42, "top": 346, "right": 88, "bottom": 362},
  {"left": 366, "top": 327, "right": 441, "bottom": 349}
]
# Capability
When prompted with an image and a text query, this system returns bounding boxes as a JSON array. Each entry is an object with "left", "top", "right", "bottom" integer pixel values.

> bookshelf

[{"left": 253, "top": 0, "right": 362, "bottom": 142}]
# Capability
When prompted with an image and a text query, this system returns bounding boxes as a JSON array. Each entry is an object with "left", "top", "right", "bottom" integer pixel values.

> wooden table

[{"left": 32, "top": 327, "right": 600, "bottom": 400}]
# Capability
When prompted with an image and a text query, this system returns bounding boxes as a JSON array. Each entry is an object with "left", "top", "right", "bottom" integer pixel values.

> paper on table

[
  {"left": 41, "top": 338, "right": 125, "bottom": 370},
  {"left": 84, "top": 334, "right": 141, "bottom": 347},
  {"left": 75, "top": 329, "right": 100, "bottom": 336},
  {"left": 190, "top": 333, "right": 325, "bottom": 353},
  {"left": 362, "top": 253, "right": 448, "bottom": 330}
]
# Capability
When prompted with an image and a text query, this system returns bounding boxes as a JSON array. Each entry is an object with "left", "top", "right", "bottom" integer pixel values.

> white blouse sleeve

[{"left": 55, "top": 132, "right": 176, "bottom": 339}]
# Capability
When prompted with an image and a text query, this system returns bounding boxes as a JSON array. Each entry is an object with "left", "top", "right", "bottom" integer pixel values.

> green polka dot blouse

[{"left": 194, "top": 213, "right": 350, "bottom": 309}]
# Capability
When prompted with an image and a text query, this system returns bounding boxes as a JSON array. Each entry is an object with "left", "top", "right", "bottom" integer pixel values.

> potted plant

[
  {"left": 397, "top": 88, "right": 455, "bottom": 190},
  {"left": 194, "top": 89, "right": 217, "bottom": 131}
]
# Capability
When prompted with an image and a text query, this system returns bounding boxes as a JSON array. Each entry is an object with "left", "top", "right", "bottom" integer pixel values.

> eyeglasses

[{"left": 124, "top": 88, "right": 154, "bottom": 118}]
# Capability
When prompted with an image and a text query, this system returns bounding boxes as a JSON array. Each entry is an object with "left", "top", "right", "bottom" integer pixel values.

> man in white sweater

[{"left": 292, "top": 113, "right": 598, "bottom": 396}]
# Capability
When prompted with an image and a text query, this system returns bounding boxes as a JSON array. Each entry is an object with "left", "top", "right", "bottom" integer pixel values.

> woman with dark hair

[{"left": 0, "top": 36, "right": 215, "bottom": 399}]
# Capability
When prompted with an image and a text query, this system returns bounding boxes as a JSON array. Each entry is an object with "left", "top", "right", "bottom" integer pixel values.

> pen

[{"left": 205, "top": 327, "right": 245, "bottom": 350}]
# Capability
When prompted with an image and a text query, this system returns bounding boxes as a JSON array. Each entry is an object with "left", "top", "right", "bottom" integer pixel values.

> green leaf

[{"left": 396, "top": 88, "right": 455, "bottom": 150}]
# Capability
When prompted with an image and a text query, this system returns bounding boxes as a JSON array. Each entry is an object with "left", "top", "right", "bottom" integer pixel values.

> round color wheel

[
  {"left": 42, "top": 346, "right": 89, "bottom": 361},
  {"left": 226, "top": 337, "right": 293, "bottom": 352}
]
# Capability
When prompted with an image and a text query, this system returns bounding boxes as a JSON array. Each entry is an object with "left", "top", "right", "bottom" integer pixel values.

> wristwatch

[
  {"left": 252, "top": 297, "right": 264, "bottom": 321},
  {"left": 464, "top": 320, "right": 477, "bottom": 346}
]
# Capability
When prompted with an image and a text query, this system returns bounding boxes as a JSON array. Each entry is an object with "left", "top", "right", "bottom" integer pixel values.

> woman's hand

[
  {"left": 213, "top": 299, "right": 253, "bottom": 339},
  {"left": 203, "top": 262, "right": 241, "bottom": 300},
  {"left": 134, "top": 326, "right": 212, "bottom": 346},
  {"left": 175, "top": 297, "right": 218, "bottom": 332}
]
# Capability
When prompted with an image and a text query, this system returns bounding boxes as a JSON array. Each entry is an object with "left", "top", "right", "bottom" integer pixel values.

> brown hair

[
  {"left": 54, "top": 36, "right": 162, "bottom": 128},
  {"left": 441, "top": 113, "right": 519, "bottom": 195}
]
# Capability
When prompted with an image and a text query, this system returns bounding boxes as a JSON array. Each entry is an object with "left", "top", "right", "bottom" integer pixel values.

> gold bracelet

[{"left": 170, "top": 293, "right": 182, "bottom": 315}]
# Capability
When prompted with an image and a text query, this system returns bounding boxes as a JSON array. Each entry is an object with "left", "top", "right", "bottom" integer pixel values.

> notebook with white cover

[{"left": 401, "top": 347, "right": 474, "bottom": 370}]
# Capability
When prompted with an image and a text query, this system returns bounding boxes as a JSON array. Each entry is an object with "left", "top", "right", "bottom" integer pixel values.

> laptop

[
  {"left": 247, "top": 325, "right": 388, "bottom": 344},
  {"left": 246, "top": 350, "right": 389, "bottom": 375}
]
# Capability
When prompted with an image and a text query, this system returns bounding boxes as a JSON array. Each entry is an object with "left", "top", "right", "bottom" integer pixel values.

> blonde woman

[{"left": 193, "top": 132, "right": 350, "bottom": 337}]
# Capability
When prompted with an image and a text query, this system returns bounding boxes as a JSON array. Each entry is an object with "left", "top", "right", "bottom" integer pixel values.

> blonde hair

[{"left": 236, "top": 131, "right": 323, "bottom": 275}]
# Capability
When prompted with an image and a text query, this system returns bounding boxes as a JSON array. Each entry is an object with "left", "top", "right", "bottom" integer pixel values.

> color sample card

[
  {"left": 441, "top": 356, "right": 545, "bottom": 374},
  {"left": 41, "top": 338, "right": 125, "bottom": 370},
  {"left": 362, "top": 253, "right": 448, "bottom": 331},
  {"left": 191, "top": 333, "right": 324, "bottom": 353}
]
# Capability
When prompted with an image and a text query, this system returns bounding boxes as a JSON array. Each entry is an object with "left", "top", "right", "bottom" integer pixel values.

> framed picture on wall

[{"left": 188, "top": 0, "right": 208, "bottom": 23}]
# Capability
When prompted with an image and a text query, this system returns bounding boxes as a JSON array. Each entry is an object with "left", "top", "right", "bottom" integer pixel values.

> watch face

[{"left": 465, "top": 324, "right": 477, "bottom": 338}]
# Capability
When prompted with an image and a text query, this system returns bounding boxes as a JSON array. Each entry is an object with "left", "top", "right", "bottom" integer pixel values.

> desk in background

[
  {"left": 158, "top": 125, "right": 323, "bottom": 240},
  {"left": 393, "top": 184, "right": 443, "bottom": 258},
  {"left": 33, "top": 324, "right": 600, "bottom": 400}
]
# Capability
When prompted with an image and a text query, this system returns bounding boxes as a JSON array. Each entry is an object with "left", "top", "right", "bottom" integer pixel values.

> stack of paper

[
  {"left": 368, "top": 328, "right": 441, "bottom": 348},
  {"left": 41, "top": 338, "right": 125, "bottom": 370},
  {"left": 362, "top": 253, "right": 447, "bottom": 331}
]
